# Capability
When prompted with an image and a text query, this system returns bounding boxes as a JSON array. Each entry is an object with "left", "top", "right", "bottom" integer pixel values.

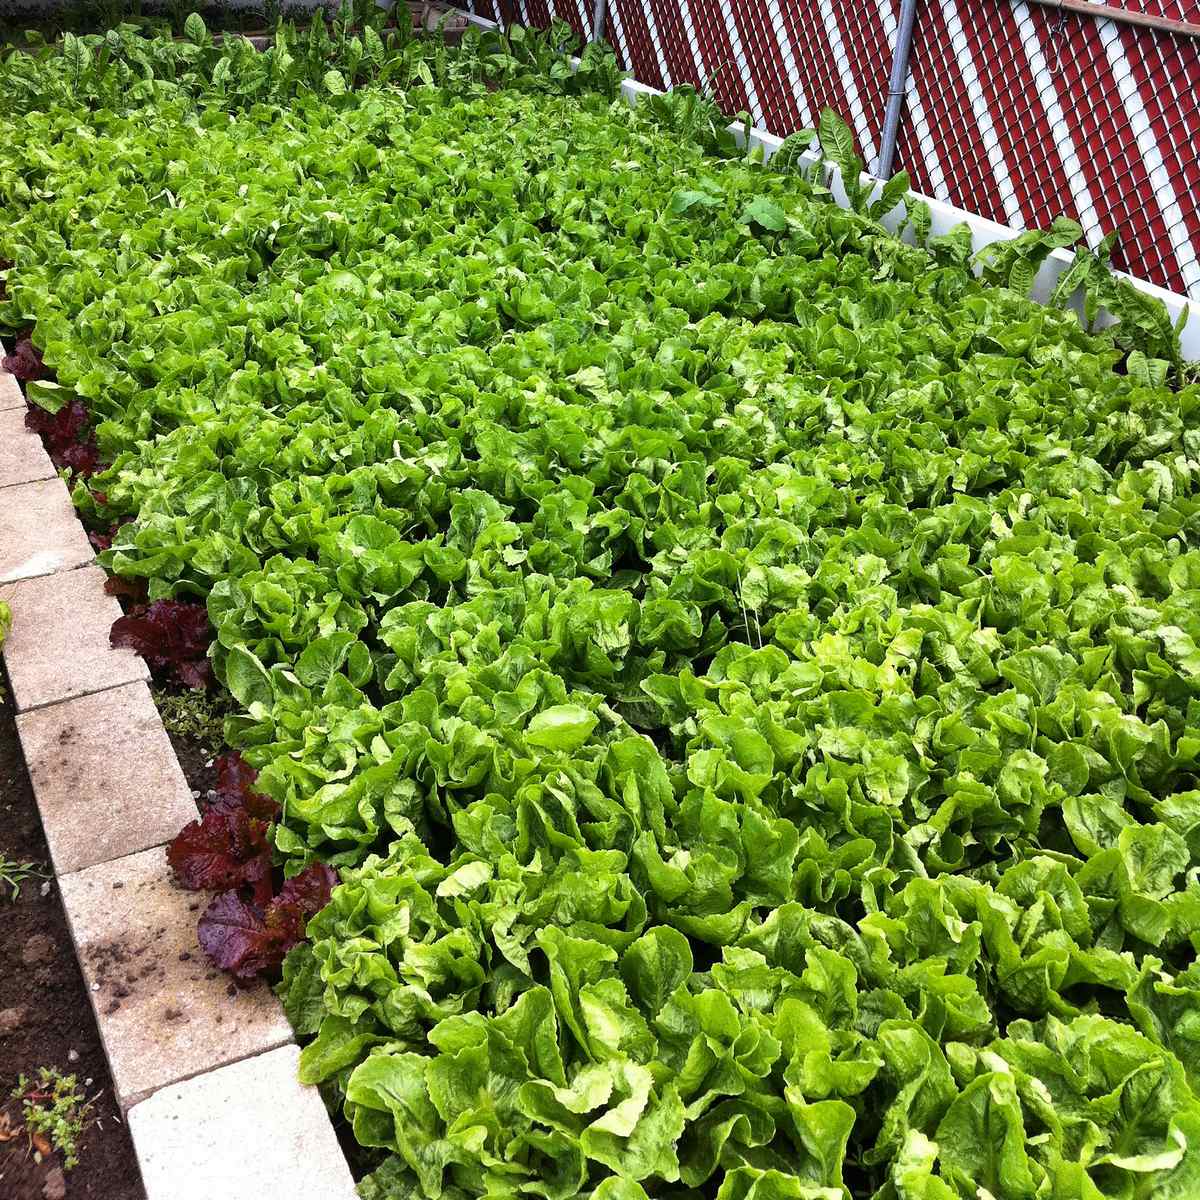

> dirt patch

[
  {"left": 151, "top": 685, "right": 231, "bottom": 806},
  {"left": 0, "top": 670, "right": 145, "bottom": 1200},
  {"left": 81, "top": 930, "right": 173, "bottom": 1019},
  {"left": 163, "top": 728, "right": 217, "bottom": 803}
]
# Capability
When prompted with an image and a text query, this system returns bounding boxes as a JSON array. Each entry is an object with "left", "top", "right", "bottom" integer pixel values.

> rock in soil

[
  {"left": 22, "top": 933, "right": 56, "bottom": 967},
  {"left": 0, "top": 1006, "right": 24, "bottom": 1035},
  {"left": 42, "top": 1166, "right": 67, "bottom": 1200}
]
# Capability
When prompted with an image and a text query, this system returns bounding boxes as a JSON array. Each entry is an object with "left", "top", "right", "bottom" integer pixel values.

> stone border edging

[{"left": 0, "top": 337, "right": 357, "bottom": 1198}]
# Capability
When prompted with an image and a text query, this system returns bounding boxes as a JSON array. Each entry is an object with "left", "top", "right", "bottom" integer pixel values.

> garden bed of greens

[{"left": 4, "top": 12, "right": 1200, "bottom": 1199}]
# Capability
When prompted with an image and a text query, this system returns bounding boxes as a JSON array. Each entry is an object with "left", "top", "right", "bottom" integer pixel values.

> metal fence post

[
  {"left": 875, "top": 0, "right": 920, "bottom": 177},
  {"left": 589, "top": 0, "right": 608, "bottom": 42}
]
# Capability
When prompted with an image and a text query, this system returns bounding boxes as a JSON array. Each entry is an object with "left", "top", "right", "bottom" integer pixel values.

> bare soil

[
  {"left": 0, "top": 668, "right": 145, "bottom": 1200},
  {"left": 162, "top": 723, "right": 218, "bottom": 807}
]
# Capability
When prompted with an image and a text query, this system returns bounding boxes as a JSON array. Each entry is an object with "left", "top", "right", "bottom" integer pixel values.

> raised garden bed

[{"left": 4, "top": 13, "right": 1200, "bottom": 1200}]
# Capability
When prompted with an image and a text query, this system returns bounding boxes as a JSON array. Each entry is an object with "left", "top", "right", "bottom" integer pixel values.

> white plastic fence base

[{"left": 734, "top": 115, "right": 1200, "bottom": 362}]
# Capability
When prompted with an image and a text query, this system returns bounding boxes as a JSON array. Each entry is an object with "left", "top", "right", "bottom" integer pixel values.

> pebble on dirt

[
  {"left": 22, "top": 933, "right": 56, "bottom": 967},
  {"left": 42, "top": 1165, "right": 67, "bottom": 1200}
]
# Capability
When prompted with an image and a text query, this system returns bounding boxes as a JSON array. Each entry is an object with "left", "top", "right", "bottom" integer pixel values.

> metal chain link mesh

[
  {"left": 457, "top": 0, "right": 1200, "bottom": 298},
  {"left": 906, "top": 0, "right": 1200, "bottom": 296}
]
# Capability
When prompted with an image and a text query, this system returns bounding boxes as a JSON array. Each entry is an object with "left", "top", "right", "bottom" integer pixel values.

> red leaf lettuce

[
  {"left": 110, "top": 599, "right": 214, "bottom": 688},
  {"left": 197, "top": 864, "right": 338, "bottom": 981}
]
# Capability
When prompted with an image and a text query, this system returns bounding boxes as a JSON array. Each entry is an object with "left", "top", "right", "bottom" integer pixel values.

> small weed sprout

[
  {"left": 0, "top": 857, "right": 46, "bottom": 902},
  {"left": 11, "top": 1067, "right": 95, "bottom": 1170},
  {"left": 153, "top": 686, "right": 231, "bottom": 756}
]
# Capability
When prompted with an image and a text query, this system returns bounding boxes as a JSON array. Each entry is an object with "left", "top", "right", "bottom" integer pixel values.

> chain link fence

[{"left": 459, "top": 0, "right": 1200, "bottom": 300}]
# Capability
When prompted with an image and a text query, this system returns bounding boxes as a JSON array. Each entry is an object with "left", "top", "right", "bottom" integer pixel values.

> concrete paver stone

[
  {"left": 0, "top": 407, "right": 55, "bottom": 488},
  {"left": 0, "top": 477, "right": 95, "bottom": 585},
  {"left": 17, "top": 682, "right": 199, "bottom": 874},
  {"left": 128, "top": 1045, "right": 357, "bottom": 1200},
  {"left": 58, "top": 847, "right": 295, "bottom": 1110},
  {"left": 0, "top": 368, "right": 23, "bottom": 411},
  {"left": 0, "top": 475, "right": 93, "bottom": 583},
  {"left": 0, "top": 565, "right": 146, "bottom": 711}
]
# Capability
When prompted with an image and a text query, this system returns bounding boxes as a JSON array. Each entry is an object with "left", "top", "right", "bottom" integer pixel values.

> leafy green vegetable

[{"left": 4, "top": 18, "right": 1200, "bottom": 1198}]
